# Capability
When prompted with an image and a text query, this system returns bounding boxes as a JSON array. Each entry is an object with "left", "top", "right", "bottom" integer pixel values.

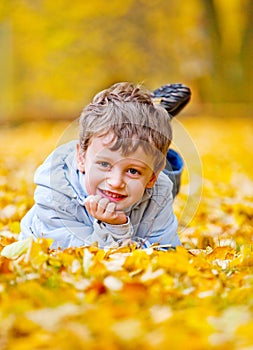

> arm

[
  {"left": 141, "top": 196, "right": 180, "bottom": 249},
  {"left": 20, "top": 194, "right": 134, "bottom": 249}
]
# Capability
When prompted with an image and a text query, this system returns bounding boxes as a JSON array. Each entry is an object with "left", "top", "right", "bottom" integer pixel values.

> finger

[
  {"left": 114, "top": 211, "right": 128, "bottom": 224},
  {"left": 84, "top": 195, "right": 94, "bottom": 205},
  {"left": 97, "top": 197, "right": 110, "bottom": 215},
  {"left": 84, "top": 196, "right": 92, "bottom": 212},
  {"left": 84, "top": 195, "right": 99, "bottom": 216},
  {"left": 105, "top": 202, "right": 117, "bottom": 215},
  {"left": 84, "top": 194, "right": 101, "bottom": 204},
  {"left": 93, "top": 195, "right": 102, "bottom": 202},
  {"left": 103, "top": 206, "right": 128, "bottom": 224}
]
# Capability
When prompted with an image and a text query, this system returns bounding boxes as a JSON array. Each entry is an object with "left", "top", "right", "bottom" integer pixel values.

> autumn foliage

[
  {"left": 1, "top": 0, "right": 252, "bottom": 120},
  {"left": 0, "top": 117, "right": 253, "bottom": 349}
]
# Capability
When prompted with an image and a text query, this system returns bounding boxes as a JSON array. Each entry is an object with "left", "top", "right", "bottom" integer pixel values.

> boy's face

[{"left": 77, "top": 133, "right": 160, "bottom": 211}]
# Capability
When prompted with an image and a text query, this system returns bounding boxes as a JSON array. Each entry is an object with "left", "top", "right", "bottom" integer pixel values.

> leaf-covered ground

[{"left": 0, "top": 117, "right": 253, "bottom": 349}]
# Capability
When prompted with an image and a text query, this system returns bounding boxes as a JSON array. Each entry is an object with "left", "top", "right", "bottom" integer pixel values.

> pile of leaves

[{"left": 0, "top": 118, "right": 253, "bottom": 349}]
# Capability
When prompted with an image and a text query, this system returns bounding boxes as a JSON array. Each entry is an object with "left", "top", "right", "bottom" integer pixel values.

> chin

[
  {"left": 115, "top": 201, "right": 133, "bottom": 212},
  {"left": 115, "top": 203, "right": 126, "bottom": 211}
]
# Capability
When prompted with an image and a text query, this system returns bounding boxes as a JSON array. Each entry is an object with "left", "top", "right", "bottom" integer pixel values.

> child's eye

[
  {"left": 98, "top": 161, "right": 111, "bottom": 169},
  {"left": 127, "top": 168, "right": 141, "bottom": 175}
]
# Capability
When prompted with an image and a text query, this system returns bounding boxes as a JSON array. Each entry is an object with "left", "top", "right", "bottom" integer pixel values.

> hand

[{"left": 84, "top": 195, "right": 128, "bottom": 225}]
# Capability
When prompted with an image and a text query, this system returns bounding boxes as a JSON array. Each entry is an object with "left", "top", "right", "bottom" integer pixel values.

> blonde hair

[{"left": 79, "top": 82, "right": 172, "bottom": 172}]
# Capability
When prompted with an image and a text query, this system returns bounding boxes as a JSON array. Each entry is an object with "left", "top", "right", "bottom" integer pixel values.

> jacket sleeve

[
  {"left": 85, "top": 218, "right": 134, "bottom": 248},
  {"left": 132, "top": 174, "right": 181, "bottom": 249},
  {"left": 141, "top": 194, "right": 181, "bottom": 249},
  {"left": 20, "top": 198, "right": 134, "bottom": 250}
]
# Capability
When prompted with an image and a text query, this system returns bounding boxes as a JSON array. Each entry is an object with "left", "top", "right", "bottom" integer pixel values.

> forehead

[{"left": 87, "top": 133, "right": 156, "bottom": 168}]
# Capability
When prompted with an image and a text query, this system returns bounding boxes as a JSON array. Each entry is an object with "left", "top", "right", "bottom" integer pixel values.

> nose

[{"left": 106, "top": 168, "right": 125, "bottom": 189}]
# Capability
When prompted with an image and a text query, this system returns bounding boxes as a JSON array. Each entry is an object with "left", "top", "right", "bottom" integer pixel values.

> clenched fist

[{"left": 84, "top": 195, "right": 128, "bottom": 225}]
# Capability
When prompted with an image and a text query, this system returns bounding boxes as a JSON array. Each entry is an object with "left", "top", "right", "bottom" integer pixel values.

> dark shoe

[{"left": 151, "top": 83, "right": 191, "bottom": 118}]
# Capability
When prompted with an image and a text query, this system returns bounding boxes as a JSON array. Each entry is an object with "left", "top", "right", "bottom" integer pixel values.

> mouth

[{"left": 99, "top": 189, "right": 127, "bottom": 202}]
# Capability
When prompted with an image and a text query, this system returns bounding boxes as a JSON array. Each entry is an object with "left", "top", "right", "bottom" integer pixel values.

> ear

[
  {"left": 146, "top": 172, "right": 159, "bottom": 189},
  {"left": 76, "top": 143, "right": 85, "bottom": 172}
]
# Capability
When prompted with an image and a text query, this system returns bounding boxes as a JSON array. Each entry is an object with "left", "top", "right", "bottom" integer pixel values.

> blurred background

[{"left": 0, "top": 0, "right": 252, "bottom": 122}]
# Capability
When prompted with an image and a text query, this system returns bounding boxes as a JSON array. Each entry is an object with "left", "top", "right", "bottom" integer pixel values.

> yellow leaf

[{"left": 207, "top": 246, "right": 236, "bottom": 261}]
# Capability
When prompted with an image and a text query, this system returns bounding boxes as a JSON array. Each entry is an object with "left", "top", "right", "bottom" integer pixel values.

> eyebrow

[
  {"left": 95, "top": 156, "right": 150, "bottom": 169},
  {"left": 94, "top": 156, "right": 113, "bottom": 162},
  {"left": 129, "top": 163, "right": 148, "bottom": 169},
  {"left": 126, "top": 161, "right": 151, "bottom": 170}
]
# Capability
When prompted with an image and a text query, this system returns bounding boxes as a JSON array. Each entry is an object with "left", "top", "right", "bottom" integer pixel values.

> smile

[{"left": 99, "top": 189, "right": 127, "bottom": 201}]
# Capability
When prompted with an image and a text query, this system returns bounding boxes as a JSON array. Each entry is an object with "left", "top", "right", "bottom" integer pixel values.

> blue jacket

[{"left": 19, "top": 141, "right": 181, "bottom": 249}]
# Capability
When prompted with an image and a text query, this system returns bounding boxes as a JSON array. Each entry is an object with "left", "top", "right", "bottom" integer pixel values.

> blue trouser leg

[{"left": 163, "top": 149, "right": 184, "bottom": 198}]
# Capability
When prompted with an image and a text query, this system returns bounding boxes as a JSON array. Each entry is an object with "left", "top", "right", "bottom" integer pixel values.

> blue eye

[{"left": 98, "top": 161, "right": 111, "bottom": 168}]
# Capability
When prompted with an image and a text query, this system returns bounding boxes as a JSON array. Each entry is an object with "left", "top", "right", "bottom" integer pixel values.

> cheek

[
  {"left": 84, "top": 176, "right": 93, "bottom": 195},
  {"left": 127, "top": 179, "right": 146, "bottom": 194},
  {"left": 84, "top": 166, "right": 106, "bottom": 194}
]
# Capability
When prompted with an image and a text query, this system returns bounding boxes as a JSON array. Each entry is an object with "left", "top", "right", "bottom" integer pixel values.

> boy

[{"left": 19, "top": 82, "right": 191, "bottom": 249}]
